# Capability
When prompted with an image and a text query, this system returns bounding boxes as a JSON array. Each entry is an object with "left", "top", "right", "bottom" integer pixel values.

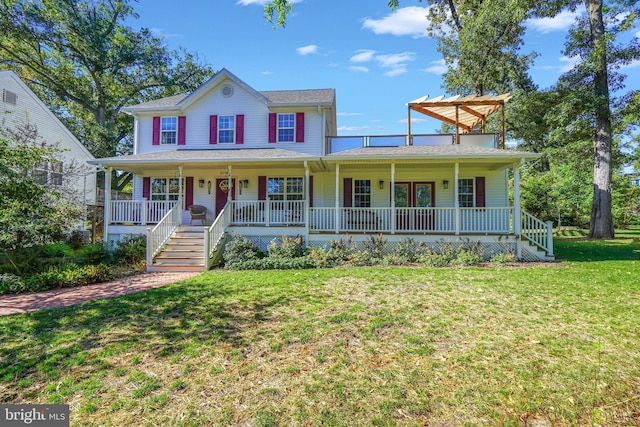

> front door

[
  {"left": 215, "top": 178, "right": 235, "bottom": 216},
  {"left": 394, "top": 182, "right": 435, "bottom": 231}
]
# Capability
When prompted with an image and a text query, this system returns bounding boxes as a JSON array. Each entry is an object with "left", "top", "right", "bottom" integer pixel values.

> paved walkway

[{"left": 0, "top": 272, "right": 200, "bottom": 316}]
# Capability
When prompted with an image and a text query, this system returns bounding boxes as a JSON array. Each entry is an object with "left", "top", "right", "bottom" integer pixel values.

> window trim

[
  {"left": 353, "top": 179, "right": 371, "bottom": 208},
  {"left": 160, "top": 116, "right": 177, "bottom": 145},
  {"left": 277, "top": 113, "right": 295, "bottom": 143},
  {"left": 150, "top": 177, "right": 181, "bottom": 201},
  {"left": 458, "top": 178, "right": 475, "bottom": 208},
  {"left": 267, "top": 176, "right": 304, "bottom": 200},
  {"left": 217, "top": 115, "right": 236, "bottom": 144}
]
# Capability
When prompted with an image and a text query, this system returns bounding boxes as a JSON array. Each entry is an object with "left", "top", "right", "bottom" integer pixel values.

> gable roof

[
  {"left": 121, "top": 68, "right": 336, "bottom": 113},
  {"left": 0, "top": 70, "right": 94, "bottom": 160}
]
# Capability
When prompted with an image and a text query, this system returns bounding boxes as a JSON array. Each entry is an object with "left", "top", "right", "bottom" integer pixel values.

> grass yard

[{"left": 1, "top": 234, "right": 639, "bottom": 426}]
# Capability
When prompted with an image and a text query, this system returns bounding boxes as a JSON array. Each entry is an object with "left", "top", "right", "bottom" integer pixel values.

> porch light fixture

[
  {"left": 198, "top": 179, "right": 205, "bottom": 188},
  {"left": 443, "top": 180, "right": 449, "bottom": 189},
  {"left": 378, "top": 180, "right": 384, "bottom": 190}
]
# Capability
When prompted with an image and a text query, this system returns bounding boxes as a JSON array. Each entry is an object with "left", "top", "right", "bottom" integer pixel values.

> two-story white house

[
  {"left": 1, "top": 70, "right": 96, "bottom": 225},
  {"left": 89, "top": 69, "right": 553, "bottom": 271}
]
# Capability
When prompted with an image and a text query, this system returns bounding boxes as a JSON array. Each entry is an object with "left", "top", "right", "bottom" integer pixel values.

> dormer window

[{"left": 161, "top": 117, "right": 177, "bottom": 144}]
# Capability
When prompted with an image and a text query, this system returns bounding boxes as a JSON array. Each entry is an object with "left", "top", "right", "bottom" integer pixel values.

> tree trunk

[{"left": 586, "top": 0, "right": 614, "bottom": 239}]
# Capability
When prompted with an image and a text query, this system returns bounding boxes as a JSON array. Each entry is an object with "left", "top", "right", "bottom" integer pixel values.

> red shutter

[
  {"left": 475, "top": 176, "right": 486, "bottom": 207},
  {"left": 142, "top": 177, "right": 151, "bottom": 199},
  {"left": 258, "top": 176, "right": 267, "bottom": 200},
  {"left": 236, "top": 114, "right": 244, "bottom": 144},
  {"left": 152, "top": 117, "right": 160, "bottom": 145},
  {"left": 178, "top": 116, "right": 186, "bottom": 145},
  {"left": 209, "top": 115, "right": 217, "bottom": 144},
  {"left": 185, "top": 176, "right": 194, "bottom": 209},
  {"left": 268, "top": 113, "right": 277, "bottom": 143},
  {"left": 343, "top": 178, "right": 352, "bottom": 207},
  {"left": 296, "top": 112, "right": 305, "bottom": 143},
  {"left": 309, "top": 175, "right": 313, "bottom": 207}
]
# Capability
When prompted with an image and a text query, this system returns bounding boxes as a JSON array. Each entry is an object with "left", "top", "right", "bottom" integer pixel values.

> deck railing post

[
  {"left": 145, "top": 227, "right": 152, "bottom": 272},
  {"left": 141, "top": 198, "right": 147, "bottom": 225},
  {"left": 546, "top": 221, "right": 554, "bottom": 257}
]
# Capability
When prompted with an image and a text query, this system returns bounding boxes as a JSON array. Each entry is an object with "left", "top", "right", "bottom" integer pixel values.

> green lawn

[{"left": 1, "top": 235, "right": 639, "bottom": 426}]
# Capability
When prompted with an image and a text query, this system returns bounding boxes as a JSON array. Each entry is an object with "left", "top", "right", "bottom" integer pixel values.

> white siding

[
  {"left": 135, "top": 78, "right": 324, "bottom": 156},
  {"left": 0, "top": 71, "right": 96, "bottom": 205}
]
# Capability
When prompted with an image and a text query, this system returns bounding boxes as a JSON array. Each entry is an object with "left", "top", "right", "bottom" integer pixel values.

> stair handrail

[
  {"left": 146, "top": 202, "right": 181, "bottom": 270},
  {"left": 521, "top": 210, "right": 553, "bottom": 255},
  {"left": 205, "top": 202, "right": 230, "bottom": 268}
]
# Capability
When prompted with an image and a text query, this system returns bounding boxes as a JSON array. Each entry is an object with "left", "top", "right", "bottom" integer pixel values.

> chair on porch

[{"left": 188, "top": 205, "right": 207, "bottom": 225}]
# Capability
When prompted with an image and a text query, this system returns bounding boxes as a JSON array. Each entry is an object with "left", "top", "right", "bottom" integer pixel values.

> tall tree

[{"left": 0, "top": 0, "right": 214, "bottom": 159}]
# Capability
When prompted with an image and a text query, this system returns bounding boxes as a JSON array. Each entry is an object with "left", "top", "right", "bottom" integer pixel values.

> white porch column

[
  {"left": 454, "top": 162, "right": 460, "bottom": 235},
  {"left": 390, "top": 163, "right": 396, "bottom": 234},
  {"left": 103, "top": 166, "right": 112, "bottom": 243},
  {"left": 514, "top": 159, "right": 524, "bottom": 259},
  {"left": 227, "top": 165, "right": 233, "bottom": 204},
  {"left": 304, "top": 161, "right": 310, "bottom": 241},
  {"left": 335, "top": 163, "right": 340, "bottom": 234},
  {"left": 178, "top": 166, "right": 183, "bottom": 223}
]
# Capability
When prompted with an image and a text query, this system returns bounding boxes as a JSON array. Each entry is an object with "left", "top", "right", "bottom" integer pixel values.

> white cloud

[
  {"left": 527, "top": 8, "right": 582, "bottom": 33},
  {"left": 150, "top": 28, "right": 181, "bottom": 39},
  {"left": 297, "top": 44, "right": 319, "bottom": 55},
  {"left": 559, "top": 55, "right": 580, "bottom": 73},
  {"left": 376, "top": 52, "right": 416, "bottom": 68},
  {"left": 338, "top": 125, "right": 370, "bottom": 132},
  {"left": 237, "top": 0, "right": 301, "bottom": 5},
  {"left": 348, "top": 66, "right": 369, "bottom": 73},
  {"left": 350, "top": 50, "right": 376, "bottom": 63},
  {"left": 383, "top": 67, "right": 408, "bottom": 77},
  {"left": 260, "top": 71, "right": 273, "bottom": 75},
  {"left": 362, "top": 6, "right": 431, "bottom": 38},
  {"left": 424, "top": 59, "right": 447, "bottom": 75},
  {"left": 636, "top": 29, "right": 640, "bottom": 38},
  {"left": 338, "top": 112, "right": 365, "bottom": 117},
  {"left": 399, "top": 118, "right": 428, "bottom": 125},
  {"left": 621, "top": 59, "right": 640, "bottom": 69}
]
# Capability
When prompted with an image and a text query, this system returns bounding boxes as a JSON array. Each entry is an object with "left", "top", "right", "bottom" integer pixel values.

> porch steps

[
  {"left": 521, "top": 238, "right": 555, "bottom": 262},
  {"left": 149, "top": 226, "right": 208, "bottom": 272}
]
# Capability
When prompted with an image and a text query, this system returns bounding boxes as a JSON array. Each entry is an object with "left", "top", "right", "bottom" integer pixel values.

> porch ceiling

[{"left": 407, "top": 93, "right": 511, "bottom": 132}]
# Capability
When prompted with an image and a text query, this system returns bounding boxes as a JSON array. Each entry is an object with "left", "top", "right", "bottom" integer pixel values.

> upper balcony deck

[{"left": 325, "top": 133, "right": 500, "bottom": 154}]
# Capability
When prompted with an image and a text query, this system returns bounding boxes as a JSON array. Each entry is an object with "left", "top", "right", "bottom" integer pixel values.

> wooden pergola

[{"left": 407, "top": 93, "right": 511, "bottom": 149}]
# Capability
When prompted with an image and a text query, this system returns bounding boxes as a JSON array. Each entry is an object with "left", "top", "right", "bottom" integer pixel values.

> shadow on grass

[{"left": 0, "top": 274, "right": 291, "bottom": 390}]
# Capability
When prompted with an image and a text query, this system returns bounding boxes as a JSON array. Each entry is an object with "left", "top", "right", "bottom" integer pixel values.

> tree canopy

[{"left": 0, "top": 0, "right": 214, "bottom": 159}]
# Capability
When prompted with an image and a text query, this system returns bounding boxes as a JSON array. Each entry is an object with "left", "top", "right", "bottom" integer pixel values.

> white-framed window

[
  {"left": 354, "top": 179, "right": 371, "bottom": 207},
  {"left": 268, "top": 177, "right": 303, "bottom": 200},
  {"left": 32, "top": 162, "right": 63, "bottom": 186},
  {"left": 458, "top": 178, "right": 474, "bottom": 207},
  {"left": 151, "top": 177, "right": 181, "bottom": 201},
  {"left": 218, "top": 115, "right": 235, "bottom": 143},
  {"left": 161, "top": 117, "right": 177, "bottom": 145},
  {"left": 277, "top": 113, "right": 295, "bottom": 142}
]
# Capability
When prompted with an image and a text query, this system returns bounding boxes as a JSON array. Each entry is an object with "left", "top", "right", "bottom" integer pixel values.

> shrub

[
  {"left": 226, "top": 256, "right": 318, "bottom": 271},
  {"left": 348, "top": 250, "right": 380, "bottom": 266},
  {"left": 390, "top": 238, "right": 424, "bottom": 264},
  {"left": 112, "top": 235, "right": 147, "bottom": 265},
  {"left": 43, "top": 243, "right": 75, "bottom": 258},
  {"left": 362, "top": 233, "right": 387, "bottom": 262},
  {"left": 325, "top": 237, "right": 355, "bottom": 267},
  {"left": 66, "top": 230, "right": 88, "bottom": 250},
  {"left": 78, "top": 243, "right": 111, "bottom": 265},
  {"left": 454, "top": 247, "right": 483, "bottom": 266},
  {"left": 0, "top": 273, "right": 25, "bottom": 295},
  {"left": 267, "top": 235, "right": 307, "bottom": 259},
  {"left": 490, "top": 252, "right": 518, "bottom": 265},
  {"left": 223, "top": 233, "right": 264, "bottom": 269},
  {"left": 24, "top": 263, "right": 115, "bottom": 292}
]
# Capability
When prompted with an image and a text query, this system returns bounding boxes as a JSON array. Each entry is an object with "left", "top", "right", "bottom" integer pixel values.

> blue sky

[{"left": 132, "top": 0, "right": 639, "bottom": 136}]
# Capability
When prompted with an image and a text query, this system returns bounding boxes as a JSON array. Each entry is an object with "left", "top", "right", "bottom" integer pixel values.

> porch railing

[
  {"left": 521, "top": 211, "right": 554, "bottom": 256},
  {"left": 460, "top": 207, "right": 512, "bottom": 233},
  {"left": 230, "top": 200, "right": 306, "bottom": 226},
  {"left": 111, "top": 200, "right": 175, "bottom": 225},
  {"left": 146, "top": 202, "right": 181, "bottom": 271},
  {"left": 205, "top": 202, "right": 230, "bottom": 269},
  {"left": 325, "top": 133, "right": 499, "bottom": 154}
]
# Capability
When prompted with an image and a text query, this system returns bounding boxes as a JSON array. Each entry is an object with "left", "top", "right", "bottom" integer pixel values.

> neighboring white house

[
  {"left": 89, "top": 68, "right": 554, "bottom": 272},
  {"left": 0, "top": 70, "right": 97, "bottom": 211}
]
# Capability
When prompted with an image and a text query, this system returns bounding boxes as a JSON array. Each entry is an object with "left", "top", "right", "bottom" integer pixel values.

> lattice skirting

[{"left": 240, "top": 234, "right": 518, "bottom": 261}]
